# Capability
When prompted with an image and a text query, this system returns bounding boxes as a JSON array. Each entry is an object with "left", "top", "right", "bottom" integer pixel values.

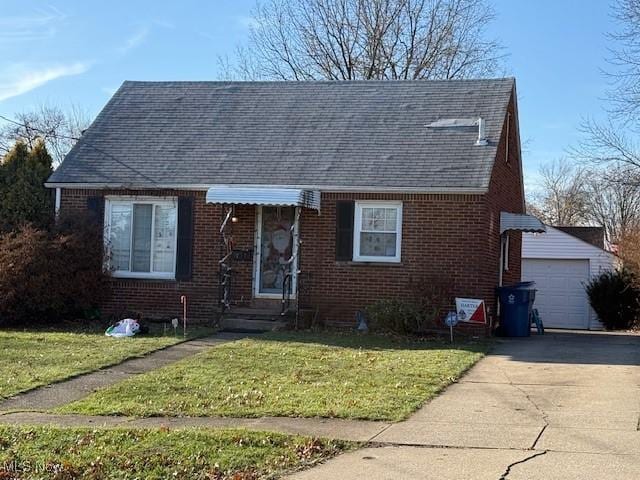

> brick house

[{"left": 46, "top": 79, "right": 543, "bottom": 333}]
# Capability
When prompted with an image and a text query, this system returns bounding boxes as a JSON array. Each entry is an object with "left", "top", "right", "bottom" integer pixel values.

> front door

[{"left": 255, "top": 206, "right": 297, "bottom": 297}]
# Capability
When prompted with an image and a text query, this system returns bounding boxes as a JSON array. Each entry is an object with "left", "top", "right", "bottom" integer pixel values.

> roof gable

[
  {"left": 556, "top": 226, "right": 605, "bottom": 249},
  {"left": 523, "top": 226, "right": 615, "bottom": 260},
  {"left": 48, "top": 79, "right": 515, "bottom": 191}
]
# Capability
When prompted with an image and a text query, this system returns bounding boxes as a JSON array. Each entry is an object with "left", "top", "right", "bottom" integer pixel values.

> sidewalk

[{"left": 0, "top": 412, "right": 389, "bottom": 442}]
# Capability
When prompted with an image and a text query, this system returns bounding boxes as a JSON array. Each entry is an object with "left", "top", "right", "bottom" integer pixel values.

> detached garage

[{"left": 522, "top": 226, "right": 617, "bottom": 330}]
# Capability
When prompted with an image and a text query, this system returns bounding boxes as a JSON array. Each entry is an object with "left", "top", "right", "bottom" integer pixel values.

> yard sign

[{"left": 455, "top": 298, "right": 487, "bottom": 324}]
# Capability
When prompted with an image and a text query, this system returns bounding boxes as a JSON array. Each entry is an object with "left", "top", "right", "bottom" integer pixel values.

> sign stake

[{"left": 444, "top": 312, "right": 458, "bottom": 344}]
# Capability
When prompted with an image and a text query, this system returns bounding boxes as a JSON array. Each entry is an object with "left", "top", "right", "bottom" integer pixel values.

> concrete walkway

[
  {"left": 0, "top": 412, "right": 389, "bottom": 442},
  {"left": 0, "top": 332, "right": 248, "bottom": 411},
  {"left": 290, "top": 331, "right": 640, "bottom": 479}
]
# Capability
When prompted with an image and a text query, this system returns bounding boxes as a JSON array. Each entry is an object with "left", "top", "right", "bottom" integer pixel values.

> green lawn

[
  {"left": 0, "top": 426, "right": 350, "bottom": 480},
  {"left": 0, "top": 327, "right": 212, "bottom": 400},
  {"left": 59, "top": 332, "right": 487, "bottom": 421}
]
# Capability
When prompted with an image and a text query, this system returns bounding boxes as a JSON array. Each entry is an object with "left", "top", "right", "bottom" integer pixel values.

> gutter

[{"left": 44, "top": 182, "right": 489, "bottom": 195}]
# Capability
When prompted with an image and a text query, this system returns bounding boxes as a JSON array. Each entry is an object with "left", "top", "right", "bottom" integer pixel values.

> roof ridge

[{"left": 122, "top": 78, "right": 515, "bottom": 86}]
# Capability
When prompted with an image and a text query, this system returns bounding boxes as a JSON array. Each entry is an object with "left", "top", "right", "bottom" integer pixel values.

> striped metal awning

[
  {"left": 500, "top": 212, "right": 546, "bottom": 234},
  {"left": 206, "top": 186, "right": 321, "bottom": 211}
]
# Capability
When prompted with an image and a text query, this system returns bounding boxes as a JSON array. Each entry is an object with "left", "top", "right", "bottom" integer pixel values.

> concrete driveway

[{"left": 290, "top": 331, "right": 640, "bottom": 479}]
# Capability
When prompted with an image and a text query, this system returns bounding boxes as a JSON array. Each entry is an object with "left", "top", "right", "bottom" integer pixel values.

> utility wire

[{"left": 0, "top": 113, "right": 160, "bottom": 186}]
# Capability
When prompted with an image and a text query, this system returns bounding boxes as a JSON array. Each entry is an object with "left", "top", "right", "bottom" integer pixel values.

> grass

[
  {"left": 0, "top": 426, "right": 351, "bottom": 480},
  {"left": 58, "top": 332, "right": 487, "bottom": 421},
  {"left": 0, "top": 326, "right": 213, "bottom": 400}
]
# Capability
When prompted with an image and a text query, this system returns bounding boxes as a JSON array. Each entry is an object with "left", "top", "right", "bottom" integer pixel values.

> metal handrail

[
  {"left": 218, "top": 206, "right": 234, "bottom": 315},
  {"left": 219, "top": 262, "right": 233, "bottom": 312},
  {"left": 281, "top": 269, "right": 294, "bottom": 315},
  {"left": 280, "top": 213, "right": 299, "bottom": 316}
]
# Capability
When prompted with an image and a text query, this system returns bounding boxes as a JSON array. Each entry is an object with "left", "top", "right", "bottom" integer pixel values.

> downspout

[
  {"left": 54, "top": 187, "right": 61, "bottom": 219},
  {"left": 497, "top": 233, "right": 507, "bottom": 320},
  {"left": 498, "top": 236, "right": 504, "bottom": 288}
]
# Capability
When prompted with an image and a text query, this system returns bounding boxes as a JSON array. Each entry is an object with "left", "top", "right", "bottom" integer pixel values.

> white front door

[
  {"left": 254, "top": 206, "right": 298, "bottom": 298},
  {"left": 522, "top": 258, "right": 591, "bottom": 329}
]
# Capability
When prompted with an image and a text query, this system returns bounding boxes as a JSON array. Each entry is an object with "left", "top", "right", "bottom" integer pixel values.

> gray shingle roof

[{"left": 48, "top": 79, "right": 515, "bottom": 192}]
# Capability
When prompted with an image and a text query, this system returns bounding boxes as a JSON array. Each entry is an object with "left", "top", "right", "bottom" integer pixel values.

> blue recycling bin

[{"left": 497, "top": 283, "right": 536, "bottom": 337}]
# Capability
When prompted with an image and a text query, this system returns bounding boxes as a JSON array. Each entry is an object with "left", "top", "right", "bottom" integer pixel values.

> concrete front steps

[{"left": 219, "top": 307, "right": 291, "bottom": 333}]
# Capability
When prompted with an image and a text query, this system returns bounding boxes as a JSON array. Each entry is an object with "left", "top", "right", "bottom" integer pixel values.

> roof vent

[
  {"left": 425, "top": 117, "right": 489, "bottom": 146},
  {"left": 426, "top": 118, "right": 477, "bottom": 128},
  {"left": 476, "top": 117, "right": 488, "bottom": 146}
]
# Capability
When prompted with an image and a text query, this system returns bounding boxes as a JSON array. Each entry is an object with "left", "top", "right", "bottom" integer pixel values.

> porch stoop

[{"left": 219, "top": 307, "right": 291, "bottom": 333}]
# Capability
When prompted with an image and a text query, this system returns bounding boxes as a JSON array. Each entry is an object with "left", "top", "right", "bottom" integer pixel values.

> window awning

[
  {"left": 205, "top": 186, "right": 321, "bottom": 211},
  {"left": 500, "top": 212, "right": 546, "bottom": 234}
]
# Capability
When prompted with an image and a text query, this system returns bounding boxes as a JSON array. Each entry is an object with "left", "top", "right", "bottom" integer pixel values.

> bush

[
  {"left": 365, "top": 276, "right": 453, "bottom": 334},
  {"left": 365, "top": 299, "right": 424, "bottom": 334},
  {"left": 585, "top": 269, "right": 640, "bottom": 330},
  {"left": 0, "top": 214, "right": 109, "bottom": 325}
]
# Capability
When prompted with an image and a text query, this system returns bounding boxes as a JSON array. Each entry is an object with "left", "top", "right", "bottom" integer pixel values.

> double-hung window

[
  {"left": 105, "top": 197, "right": 178, "bottom": 279},
  {"left": 353, "top": 201, "right": 402, "bottom": 262}
]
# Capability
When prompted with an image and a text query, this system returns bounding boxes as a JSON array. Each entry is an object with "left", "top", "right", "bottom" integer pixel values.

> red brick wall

[
  {"left": 58, "top": 96, "right": 524, "bottom": 332},
  {"left": 61, "top": 189, "right": 222, "bottom": 323},
  {"left": 299, "top": 193, "right": 491, "bottom": 332}
]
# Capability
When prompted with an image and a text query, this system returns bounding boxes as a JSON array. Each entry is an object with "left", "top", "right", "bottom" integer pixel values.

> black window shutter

[
  {"left": 176, "top": 196, "right": 194, "bottom": 281},
  {"left": 86, "top": 196, "right": 104, "bottom": 223},
  {"left": 335, "top": 200, "right": 354, "bottom": 261}
]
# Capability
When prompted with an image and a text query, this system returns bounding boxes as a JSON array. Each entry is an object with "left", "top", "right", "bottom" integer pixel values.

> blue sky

[{"left": 0, "top": 1, "right": 616, "bottom": 192}]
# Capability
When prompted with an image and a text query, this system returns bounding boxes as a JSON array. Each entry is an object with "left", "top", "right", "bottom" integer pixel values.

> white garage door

[{"left": 522, "top": 258, "right": 591, "bottom": 329}]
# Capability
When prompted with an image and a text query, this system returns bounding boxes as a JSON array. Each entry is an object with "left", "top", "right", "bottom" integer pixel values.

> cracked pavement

[{"left": 289, "top": 330, "right": 640, "bottom": 479}]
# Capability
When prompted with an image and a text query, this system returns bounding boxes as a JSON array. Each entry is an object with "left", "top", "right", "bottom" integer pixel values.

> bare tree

[
  {"left": 564, "top": 0, "right": 640, "bottom": 246},
  {"left": 527, "top": 160, "right": 588, "bottom": 226},
  {"left": 606, "top": 0, "right": 640, "bottom": 121},
  {"left": 574, "top": 118, "right": 640, "bottom": 171},
  {"left": 0, "top": 104, "right": 90, "bottom": 167},
  {"left": 574, "top": 1, "right": 640, "bottom": 172},
  {"left": 583, "top": 167, "right": 640, "bottom": 245},
  {"left": 528, "top": 159, "right": 640, "bottom": 245},
  {"left": 225, "top": 0, "right": 504, "bottom": 80}
]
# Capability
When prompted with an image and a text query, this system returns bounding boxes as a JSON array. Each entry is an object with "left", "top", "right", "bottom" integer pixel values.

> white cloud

[
  {"left": 197, "top": 30, "right": 217, "bottom": 42},
  {"left": 0, "top": 6, "right": 67, "bottom": 43},
  {"left": 101, "top": 85, "right": 119, "bottom": 97},
  {"left": 152, "top": 19, "right": 175, "bottom": 30},
  {"left": 0, "top": 62, "right": 90, "bottom": 102},
  {"left": 119, "top": 26, "right": 151, "bottom": 53},
  {"left": 236, "top": 15, "right": 259, "bottom": 30}
]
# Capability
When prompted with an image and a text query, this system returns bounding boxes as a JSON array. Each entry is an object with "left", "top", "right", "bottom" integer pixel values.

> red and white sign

[{"left": 455, "top": 298, "right": 487, "bottom": 324}]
